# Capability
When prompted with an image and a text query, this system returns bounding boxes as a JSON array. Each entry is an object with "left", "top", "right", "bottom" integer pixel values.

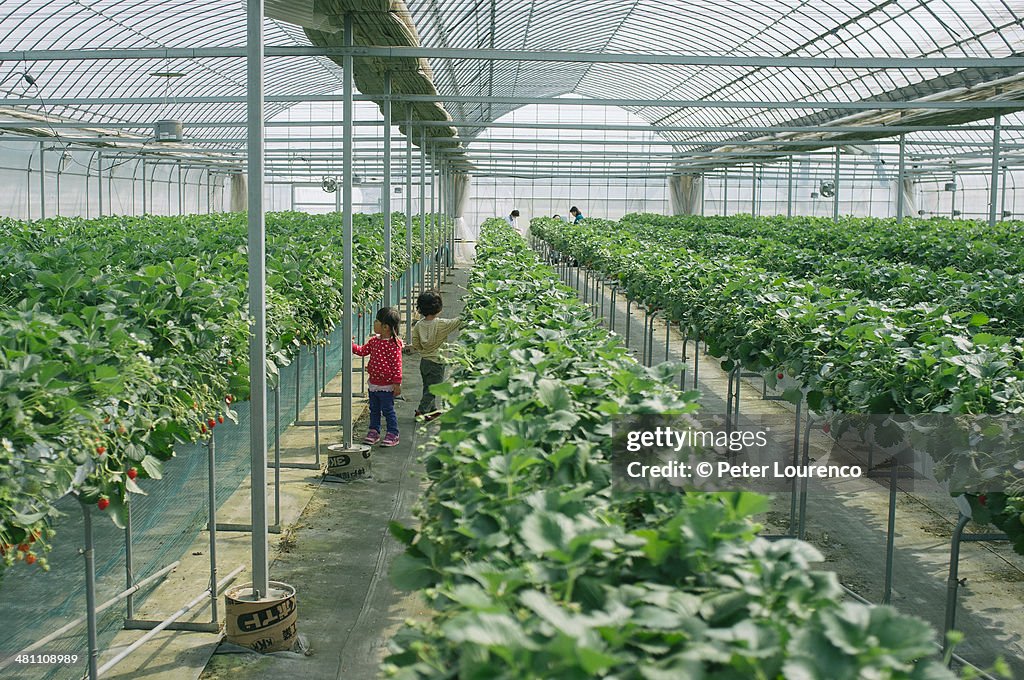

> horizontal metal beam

[
  {"left": 4, "top": 92, "right": 1016, "bottom": 111},
  {"left": 1, "top": 45, "right": 1021, "bottom": 69},
  {"left": 383, "top": 93, "right": 1023, "bottom": 111}
]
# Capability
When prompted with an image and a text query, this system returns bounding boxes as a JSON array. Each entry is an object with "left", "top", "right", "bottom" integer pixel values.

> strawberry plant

[
  {"left": 0, "top": 211, "right": 446, "bottom": 580},
  {"left": 533, "top": 216, "right": 1024, "bottom": 557},
  {"left": 384, "top": 219, "right": 957, "bottom": 678}
]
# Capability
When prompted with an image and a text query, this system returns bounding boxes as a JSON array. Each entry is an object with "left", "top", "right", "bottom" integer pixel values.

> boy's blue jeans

[{"left": 368, "top": 390, "right": 398, "bottom": 435}]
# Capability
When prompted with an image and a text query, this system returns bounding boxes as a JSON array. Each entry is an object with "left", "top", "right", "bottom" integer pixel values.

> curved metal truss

[{"left": 1, "top": 0, "right": 1023, "bottom": 173}]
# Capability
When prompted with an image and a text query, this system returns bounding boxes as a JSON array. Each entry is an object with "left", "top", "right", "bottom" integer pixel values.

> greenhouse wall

[
  {"left": 464, "top": 175, "right": 670, "bottom": 231},
  {"left": 0, "top": 140, "right": 227, "bottom": 220}
]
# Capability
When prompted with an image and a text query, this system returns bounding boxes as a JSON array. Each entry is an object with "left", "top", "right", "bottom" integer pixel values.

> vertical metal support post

[
  {"left": 429, "top": 146, "right": 436, "bottom": 290},
  {"left": 141, "top": 158, "right": 147, "bottom": 214},
  {"left": 610, "top": 287, "right": 617, "bottom": 332},
  {"left": 679, "top": 329, "right": 688, "bottom": 391},
  {"left": 786, "top": 158, "right": 794, "bottom": 218},
  {"left": 97, "top": 150, "right": 104, "bottom": 217},
  {"left": 178, "top": 161, "right": 184, "bottom": 215},
  {"left": 294, "top": 346, "right": 301, "bottom": 424},
  {"left": 383, "top": 72, "right": 392, "bottom": 308},
  {"left": 896, "top": 135, "right": 906, "bottom": 223},
  {"left": 664, "top": 319, "right": 671, "bottom": 363},
  {"left": 693, "top": 336, "right": 700, "bottom": 389},
  {"left": 625, "top": 299, "right": 632, "bottom": 346},
  {"left": 405, "top": 108, "right": 414, "bottom": 341},
  {"left": 207, "top": 433, "right": 219, "bottom": 623},
  {"left": 124, "top": 501, "right": 135, "bottom": 619},
  {"left": 943, "top": 513, "right": 971, "bottom": 662},
  {"left": 273, "top": 386, "right": 281, "bottom": 526},
  {"left": 82, "top": 503, "right": 99, "bottom": 680},
  {"left": 989, "top": 115, "right": 1002, "bottom": 227},
  {"left": 882, "top": 456, "right": 898, "bottom": 604},
  {"left": 38, "top": 142, "right": 46, "bottom": 220},
  {"left": 788, "top": 399, "right": 801, "bottom": 534},
  {"left": 313, "top": 345, "right": 321, "bottom": 465},
  {"left": 751, "top": 164, "right": 757, "bottom": 216},
  {"left": 320, "top": 335, "right": 326, "bottom": 394},
  {"left": 833, "top": 146, "right": 840, "bottom": 223},
  {"left": 641, "top": 309, "right": 649, "bottom": 365},
  {"left": 341, "top": 12, "right": 355, "bottom": 448},
  {"left": 420, "top": 131, "right": 426, "bottom": 294},
  {"left": 798, "top": 414, "right": 812, "bottom": 540},
  {"left": 723, "top": 168, "right": 728, "bottom": 216},
  {"left": 360, "top": 311, "right": 366, "bottom": 392},
  {"left": 246, "top": 0, "right": 270, "bottom": 599}
]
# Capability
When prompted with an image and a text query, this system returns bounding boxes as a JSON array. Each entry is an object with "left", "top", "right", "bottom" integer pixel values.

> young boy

[{"left": 410, "top": 290, "right": 461, "bottom": 421}]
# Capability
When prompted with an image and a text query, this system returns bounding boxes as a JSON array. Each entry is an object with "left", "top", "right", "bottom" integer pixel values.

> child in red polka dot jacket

[{"left": 352, "top": 307, "right": 403, "bottom": 447}]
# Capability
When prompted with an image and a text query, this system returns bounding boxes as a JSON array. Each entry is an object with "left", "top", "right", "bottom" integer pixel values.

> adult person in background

[
  {"left": 506, "top": 209, "right": 520, "bottom": 229},
  {"left": 569, "top": 206, "right": 584, "bottom": 224}
]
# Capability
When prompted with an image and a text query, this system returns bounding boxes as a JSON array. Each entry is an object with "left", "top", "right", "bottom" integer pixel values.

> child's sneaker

[
  {"left": 362, "top": 429, "right": 380, "bottom": 445},
  {"left": 380, "top": 432, "right": 400, "bottom": 447}
]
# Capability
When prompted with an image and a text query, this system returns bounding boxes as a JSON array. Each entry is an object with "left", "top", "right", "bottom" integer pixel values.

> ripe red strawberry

[
  {"left": 777, "top": 372, "right": 785, "bottom": 379},
  {"left": 127, "top": 468, "right": 138, "bottom": 480},
  {"left": 96, "top": 446, "right": 106, "bottom": 455},
  {"left": 200, "top": 424, "right": 207, "bottom": 434},
  {"left": 225, "top": 395, "right": 233, "bottom": 404},
  {"left": 29, "top": 530, "right": 40, "bottom": 543},
  {"left": 25, "top": 554, "right": 36, "bottom": 565},
  {"left": 97, "top": 497, "right": 110, "bottom": 511},
  {"left": 978, "top": 494, "right": 988, "bottom": 506},
  {"left": 18, "top": 543, "right": 29, "bottom": 553},
  {"left": 208, "top": 418, "right": 216, "bottom": 428},
  {"left": 823, "top": 423, "right": 831, "bottom": 434},
  {"left": 217, "top": 415, "right": 224, "bottom": 424}
]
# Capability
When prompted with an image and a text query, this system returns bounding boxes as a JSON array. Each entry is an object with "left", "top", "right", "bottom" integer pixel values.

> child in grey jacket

[{"left": 410, "top": 290, "right": 461, "bottom": 421}]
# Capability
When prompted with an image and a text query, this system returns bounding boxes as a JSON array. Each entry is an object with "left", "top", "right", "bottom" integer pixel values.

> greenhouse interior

[{"left": 1, "top": 1, "right": 1024, "bottom": 679}]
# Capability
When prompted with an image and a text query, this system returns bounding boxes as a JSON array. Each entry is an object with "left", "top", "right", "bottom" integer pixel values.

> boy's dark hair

[
  {"left": 416, "top": 290, "right": 443, "bottom": 317},
  {"left": 510, "top": 209, "right": 520, "bottom": 217},
  {"left": 377, "top": 307, "right": 401, "bottom": 341}
]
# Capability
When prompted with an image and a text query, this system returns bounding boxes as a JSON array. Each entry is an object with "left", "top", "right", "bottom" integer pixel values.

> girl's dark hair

[
  {"left": 416, "top": 290, "right": 443, "bottom": 316},
  {"left": 569, "top": 206, "right": 579, "bottom": 215},
  {"left": 376, "top": 307, "right": 401, "bottom": 341}
]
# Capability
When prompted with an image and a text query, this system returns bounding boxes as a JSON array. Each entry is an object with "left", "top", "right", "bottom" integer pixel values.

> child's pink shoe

[
  {"left": 362, "top": 429, "right": 380, "bottom": 445},
  {"left": 380, "top": 433, "right": 400, "bottom": 447}
]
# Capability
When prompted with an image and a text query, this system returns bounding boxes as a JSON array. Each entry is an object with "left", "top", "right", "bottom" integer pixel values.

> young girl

[{"left": 352, "top": 307, "right": 403, "bottom": 447}]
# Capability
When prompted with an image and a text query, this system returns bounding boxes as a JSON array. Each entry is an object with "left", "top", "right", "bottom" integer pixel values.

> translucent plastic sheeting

[{"left": 0, "top": 140, "right": 227, "bottom": 219}]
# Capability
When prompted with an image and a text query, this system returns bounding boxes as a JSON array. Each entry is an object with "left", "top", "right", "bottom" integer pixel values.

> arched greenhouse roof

[{"left": 1, "top": 0, "right": 1022, "bottom": 174}]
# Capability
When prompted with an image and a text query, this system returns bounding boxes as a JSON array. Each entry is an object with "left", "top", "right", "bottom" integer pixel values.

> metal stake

[
  {"left": 82, "top": 502, "right": 99, "bottom": 680},
  {"left": 207, "top": 433, "right": 219, "bottom": 623}
]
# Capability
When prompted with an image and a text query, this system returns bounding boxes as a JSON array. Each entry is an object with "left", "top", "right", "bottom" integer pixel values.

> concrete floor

[
  {"left": 197, "top": 265, "right": 468, "bottom": 680},
  {"left": 554, "top": 255, "right": 1024, "bottom": 676}
]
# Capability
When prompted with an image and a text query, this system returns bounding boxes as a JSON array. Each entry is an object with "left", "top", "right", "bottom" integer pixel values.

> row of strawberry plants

[
  {"left": 532, "top": 217, "right": 1024, "bottom": 555},
  {"left": 622, "top": 213, "right": 1024, "bottom": 274},
  {"left": 611, "top": 217, "right": 1024, "bottom": 337},
  {"left": 0, "top": 212, "right": 443, "bottom": 576},
  {"left": 384, "top": 218, "right": 957, "bottom": 679}
]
